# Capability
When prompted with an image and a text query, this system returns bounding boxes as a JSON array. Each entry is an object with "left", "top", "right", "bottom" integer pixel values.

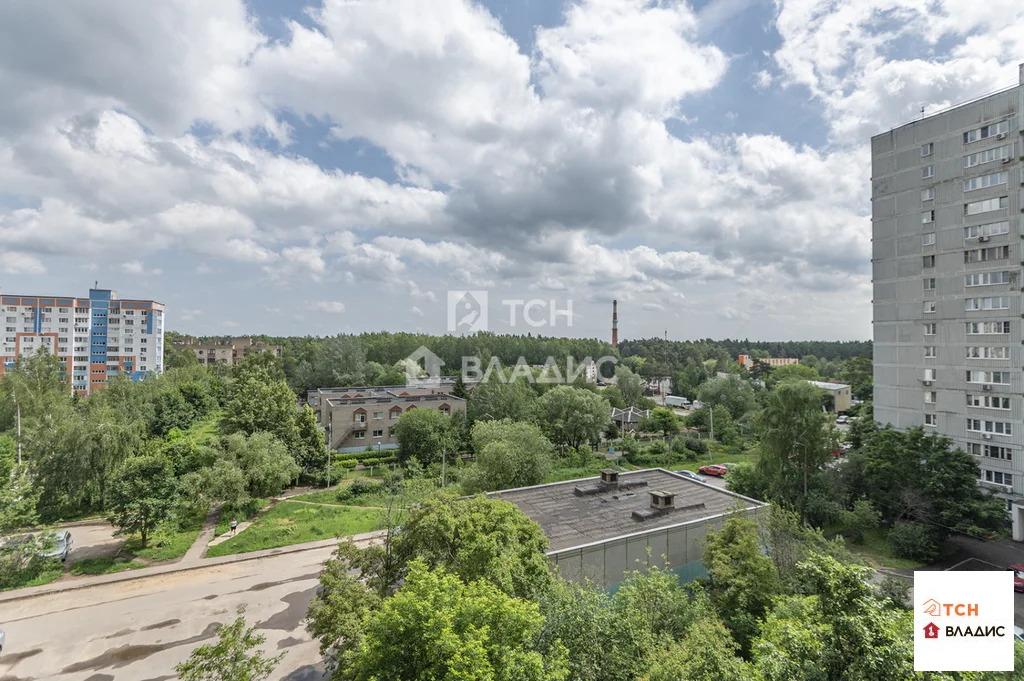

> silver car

[
  {"left": 42, "top": 530, "right": 72, "bottom": 562},
  {"left": 0, "top": 628, "right": 5, "bottom": 654}
]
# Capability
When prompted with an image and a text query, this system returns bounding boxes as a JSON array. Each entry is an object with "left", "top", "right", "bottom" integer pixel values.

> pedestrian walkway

[{"left": 181, "top": 505, "right": 221, "bottom": 563}]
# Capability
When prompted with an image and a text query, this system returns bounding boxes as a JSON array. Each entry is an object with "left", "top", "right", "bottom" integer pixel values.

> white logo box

[{"left": 914, "top": 570, "right": 1014, "bottom": 672}]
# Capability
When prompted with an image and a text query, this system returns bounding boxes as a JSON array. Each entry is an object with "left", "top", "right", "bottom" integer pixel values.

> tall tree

[
  {"left": 295, "top": 404, "right": 329, "bottom": 479},
  {"left": 757, "top": 381, "right": 831, "bottom": 511},
  {"left": 696, "top": 374, "right": 757, "bottom": 420},
  {"left": 467, "top": 375, "right": 538, "bottom": 423},
  {"left": 536, "top": 385, "right": 610, "bottom": 451},
  {"left": 108, "top": 453, "right": 177, "bottom": 547},
  {"left": 463, "top": 419, "right": 554, "bottom": 493},
  {"left": 392, "top": 496, "right": 553, "bottom": 600},
  {"left": 646, "top": 408, "right": 679, "bottom": 438},
  {"left": 348, "top": 560, "right": 566, "bottom": 681},
  {"left": 392, "top": 408, "right": 455, "bottom": 465},
  {"left": 223, "top": 366, "right": 300, "bottom": 450},
  {"left": 221, "top": 432, "right": 301, "bottom": 497},
  {"left": 703, "top": 516, "right": 781, "bottom": 652},
  {"left": 614, "top": 365, "right": 645, "bottom": 406},
  {"left": 751, "top": 555, "right": 914, "bottom": 681}
]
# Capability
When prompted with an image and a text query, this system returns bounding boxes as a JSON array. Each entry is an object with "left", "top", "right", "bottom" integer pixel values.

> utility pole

[
  {"left": 441, "top": 446, "right": 447, "bottom": 487},
  {"left": 709, "top": 405, "right": 714, "bottom": 443},
  {"left": 325, "top": 421, "right": 332, "bottom": 489},
  {"left": 14, "top": 390, "right": 22, "bottom": 466}
]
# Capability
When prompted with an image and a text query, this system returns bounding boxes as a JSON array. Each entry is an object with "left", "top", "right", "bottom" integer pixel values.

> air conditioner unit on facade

[
  {"left": 923, "top": 380, "right": 933, "bottom": 386},
  {"left": 1002, "top": 157, "right": 1012, "bottom": 164},
  {"left": 983, "top": 433, "right": 993, "bottom": 439},
  {"left": 979, "top": 236, "right": 990, "bottom": 242},
  {"left": 997, "top": 132, "right": 1008, "bottom": 139},
  {"left": 983, "top": 384, "right": 993, "bottom": 391}
]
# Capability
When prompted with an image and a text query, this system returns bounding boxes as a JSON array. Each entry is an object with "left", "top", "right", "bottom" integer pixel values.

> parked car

[
  {"left": 1, "top": 530, "right": 72, "bottom": 562},
  {"left": 836, "top": 415, "right": 848, "bottom": 424},
  {"left": 42, "top": 530, "right": 72, "bottom": 562},
  {"left": 698, "top": 464, "right": 727, "bottom": 477},
  {"left": 673, "top": 470, "right": 707, "bottom": 483},
  {"left": 0, "top": 628, "right": 5, "bottom": 654},
  {"left": 1016, "top": 626, "right": 1024, "bottom": 643},
  {"left": 1008, "top": 564, "right": 1024, "bottom": 592}
]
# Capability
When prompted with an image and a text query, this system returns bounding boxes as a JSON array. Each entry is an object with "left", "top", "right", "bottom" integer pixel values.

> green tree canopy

[
  {"left": 614, "top": 365, "right": 645, "bottom": 406},
  {"left": 175, "top": 611, "right": 285, "bottom": 681},
  {"left": 393, "top": 408, "right": 455, "bottom": 465},
  {"left": 349, "top": 559, "right": 566, "bottom": 681},
  {"left": 393, "top": 496, "right": 552, "bottom": 600},
  {"left": 108, "top": 453, "right": 177, "bottom": 547},
  {"left": 643, "top": 616, "right": 750, "bottom": 681},
  {"left": 536, "top": 385, "right": 610, "bottom": 450},
  {"left": 703, "top": 516, "right": 781, "bottom": 652},
  {"left": 223, "top": 366, "right": 300, "bottom": 449},
  {"left": 221, "top": 432, "right": 300, "bottom": 498},
  {"left": 696, "top": 374, "right": 757, "bottom": 420},
  {"left": 463, "top": 419, "right": 554, "bottom": 493},
  {"left": 766, "top": 362, "right": 820, "bottom": 386},
  {"left": 757, "top": 380, "right": 831, "bottom": 511},
  {"left": 751, "top": 554, "right": 914, "bottom": 681}
]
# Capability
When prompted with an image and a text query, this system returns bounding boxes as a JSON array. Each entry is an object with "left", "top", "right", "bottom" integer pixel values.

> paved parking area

[{"left": 63, "top": 521, "right": 124, "bottom": 563}]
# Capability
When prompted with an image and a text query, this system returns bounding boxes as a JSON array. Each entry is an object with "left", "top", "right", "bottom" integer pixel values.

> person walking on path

[{"left": 230, "top": 519, "right": 238, "bottom": 535}]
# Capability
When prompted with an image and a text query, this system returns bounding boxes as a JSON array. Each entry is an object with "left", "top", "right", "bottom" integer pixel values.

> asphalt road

[{"left": 0, "top": 546, "right": 336, "bottom": 681}]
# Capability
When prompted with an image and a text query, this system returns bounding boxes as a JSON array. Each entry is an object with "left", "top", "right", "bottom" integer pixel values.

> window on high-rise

[{"left": 964, "top": 121, "right": 1010, "bottom": 144}]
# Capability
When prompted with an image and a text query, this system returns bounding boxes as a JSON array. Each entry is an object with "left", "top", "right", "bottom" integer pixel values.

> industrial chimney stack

[{"left": 612, "top": 299, "right": 618, "bottom": 348}]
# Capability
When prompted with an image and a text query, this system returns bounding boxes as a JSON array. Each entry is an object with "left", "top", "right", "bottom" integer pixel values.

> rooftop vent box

[
  {"left": 600, "top": 469, "right": 619, "bottom": 485},
  {"left": 649, "top": 490, "right": 675, "bottom": 510}
]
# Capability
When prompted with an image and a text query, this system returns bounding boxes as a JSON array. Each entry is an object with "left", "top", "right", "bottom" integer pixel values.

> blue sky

[{"left": 1, "top": 0, "right": 1023, "bottom": 342}]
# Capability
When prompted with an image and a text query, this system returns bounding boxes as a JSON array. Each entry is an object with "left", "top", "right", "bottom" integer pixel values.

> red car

[
  {"left": 699, "top": 464, "right": 727, "bottom": 477},
  {"left": 1008, "top": 564, "right": 1024, "bottom": 592}
]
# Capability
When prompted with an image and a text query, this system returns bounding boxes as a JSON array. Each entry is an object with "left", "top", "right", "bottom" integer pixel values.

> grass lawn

[
  {"left": 123, "top": 519, "right": 203, "bottom": 562},
  {"left": 670, "top": 444, "right": 760, "bottom": 472},
  {"left": 205, "top": 501, "right": 387, "bottom": 557},
  {"left": 292, "top": 483, "right": 430, "bottom": 508},
  {"left": 832, "top": 528, "right": 925, "bottom": 570},
  {"left": 543, "top": 462, "right": 610, "bottom": 484},
  {"left": 186, "top": 410, "right": 223, "bottom": 446},
  {"left": 70, "top": 555, "right": 147, "bottom": 576},
  {"left": 0, "top": 562, "right": 64, "bottom": 592},
  {"left": 215, "top": 498, "right": 269, "bottom": 537}
]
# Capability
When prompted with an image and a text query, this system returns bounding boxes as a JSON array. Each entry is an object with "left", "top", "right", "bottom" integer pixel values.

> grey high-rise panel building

[{"left": 872, "top": 64, "right": 1024, "bottom": 540}]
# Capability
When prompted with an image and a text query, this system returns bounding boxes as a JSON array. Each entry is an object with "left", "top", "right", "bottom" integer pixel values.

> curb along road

[{"left": 0, "top": 530, "right": 386, "bottom": 605}]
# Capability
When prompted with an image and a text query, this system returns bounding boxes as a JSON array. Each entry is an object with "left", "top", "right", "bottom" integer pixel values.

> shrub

[
  {"left": 889, "top": 522, "right": 939, "bottom": 563},
  {"left": 646, "top": 440, "right": 669, "bottom": 456},
  {"left": 837, "top": 499, "right": 881, "bottom": 545},
  {"left": 336, "top": 478, "right": 385, "bottom": 502},
  {"left": 876, "top": 575, "right": 911, "bottom": 609},
  {"left": 684, "top": 438, "right": 708, "bottom": 456}
]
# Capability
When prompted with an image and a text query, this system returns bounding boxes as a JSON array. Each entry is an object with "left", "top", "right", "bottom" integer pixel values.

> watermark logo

[
  {"left": 403, "top": 346, "right": 444, "bottom": 388},
  {"left": 401, "top": 345, "right": 616, "bottom": 388},
  {"left": 447, "top": 290, "right": 576, "bottom": 334},
  {"left": 447, "top": 291, "right": 488, "bottom": 334},
  {"left": 914, "top": 571, "right": 1013, "bottom": 671}
]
